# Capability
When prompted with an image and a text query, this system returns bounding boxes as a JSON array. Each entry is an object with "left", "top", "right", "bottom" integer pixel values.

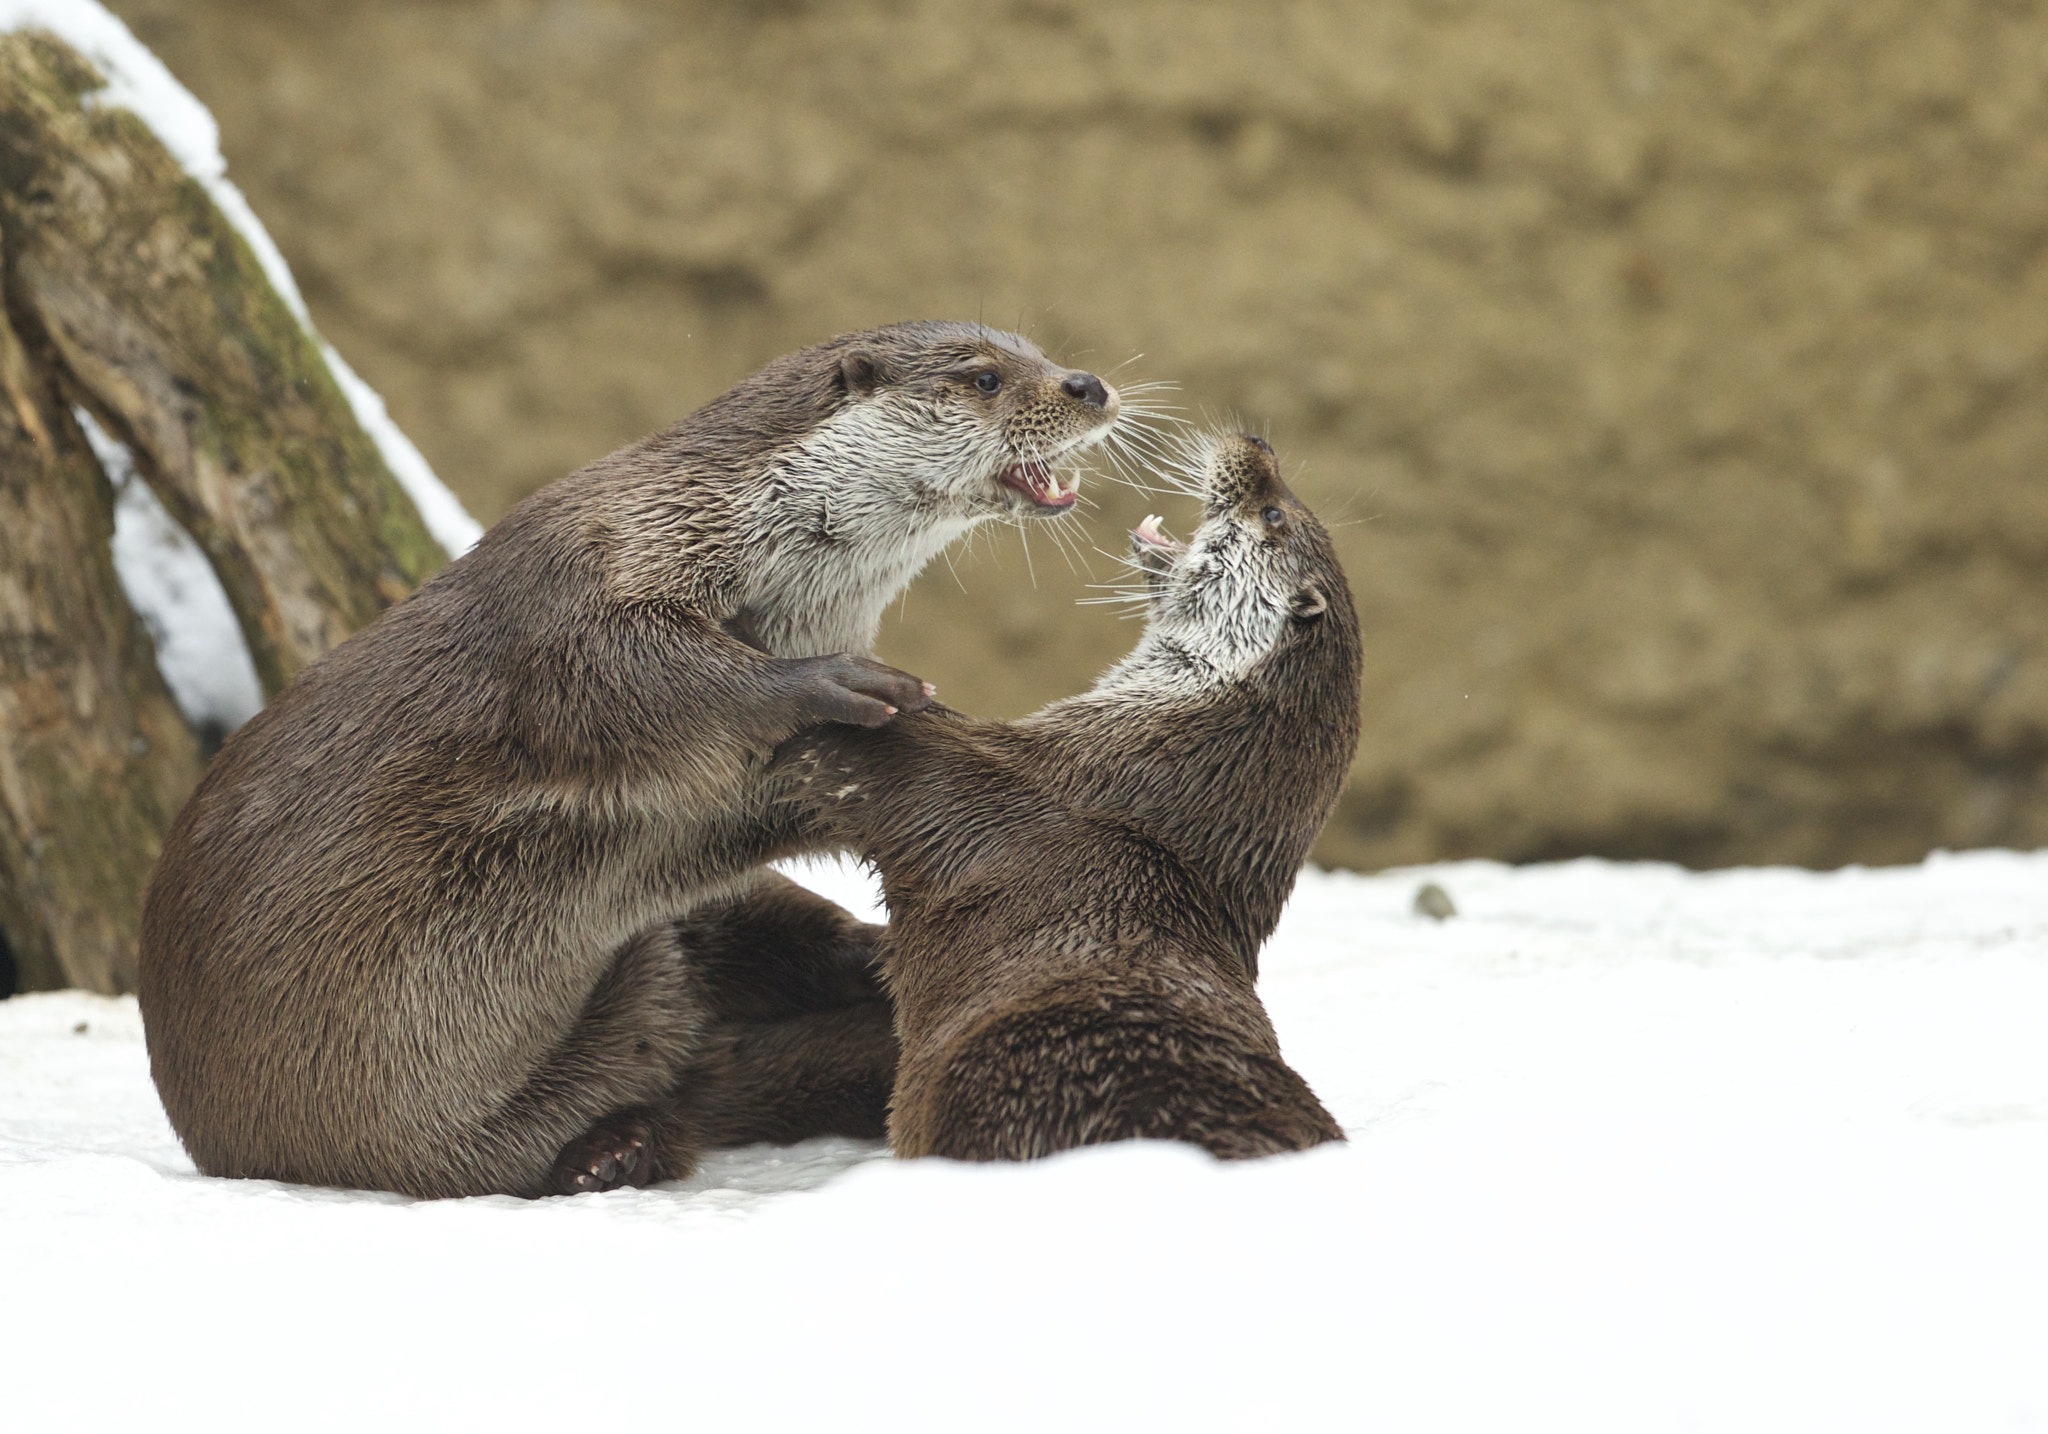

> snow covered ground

[{"left": 4, "top": 851, "right": 2044, "bottom": 1433}]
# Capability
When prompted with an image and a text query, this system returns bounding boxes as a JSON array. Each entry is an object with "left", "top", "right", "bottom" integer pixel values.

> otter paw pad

[{"left": 549, "top": 1121, "right": 655, "bottom": 1195}]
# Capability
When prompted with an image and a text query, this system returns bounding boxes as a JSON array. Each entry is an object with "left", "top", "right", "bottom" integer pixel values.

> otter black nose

[{"left": 1062, "top": 372, "right": 1109, "bottom": 407}]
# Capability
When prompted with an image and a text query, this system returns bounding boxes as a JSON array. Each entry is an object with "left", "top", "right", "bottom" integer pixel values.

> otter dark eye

[
  {"left": 1262, "top": 506, "right": 1285, "bottom": 526},
  {"left": 974, "top": 371, "right": 1002, "bottom": 395}
]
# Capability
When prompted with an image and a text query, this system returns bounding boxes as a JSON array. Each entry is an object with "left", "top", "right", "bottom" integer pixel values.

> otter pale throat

[
  {"left": 137, "top": 321, "right": 1129, "bottom": 1199},
  {"left": 777, "top": 430, "right": 1361, "bottom": 1162}
]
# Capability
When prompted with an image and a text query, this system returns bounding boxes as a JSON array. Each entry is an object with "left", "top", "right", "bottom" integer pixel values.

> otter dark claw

[{"left": 550, "top": 1119, "right": 656, "bottom": 1195}]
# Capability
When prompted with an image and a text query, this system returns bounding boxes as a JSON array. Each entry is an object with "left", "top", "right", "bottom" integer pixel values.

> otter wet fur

[
  {"left": 775, "top": 432, "right": 1360, "bottom": 1161},
  {"left": 139, "top": 322, "right": 1126, "bottom": 1198}
]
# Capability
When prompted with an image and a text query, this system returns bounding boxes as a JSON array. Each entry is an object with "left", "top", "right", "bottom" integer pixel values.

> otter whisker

[
  {"left": 1012, "top": 516, "right": 1040, "bottom": 588},
  {"left": 1119, "top": 429, "right": 1189, "bottom": 459},
  {"left": 1107, "top": 428, "right": 1192, "bottom": 468},
  {"left": 1034, "top": 508, "right": 1089, "bottom": 576},
  {"left": 1074, "top": 594, "right": 1158, "bottom": 621},
  {"left": 1113, "top": 412, "right": 1195, "bottom": 442},
  {"left": 1107, "top": 454, "right": 1205, "bottom": 501},
  {"left": 1113, "top": 393, "right": 1189, "bottom": 417},
  {"left": 1113, "top": 412, "right": 1195, "bottom": 453},
  {"left": 1092, "top": 468, "right": 1190, "bottom": 500},
  {"left": 1090, "top": 548, "right": 1163, "bottom": 578},
  {"left": 1099, "top": 428, "right": 1188, "bottom": 485},
  {"left": 1114, "top": 404, "right": 1195, "bottom": 429},
  {"left": 938, "top": 541, "right": 970, "bottom": 594}
]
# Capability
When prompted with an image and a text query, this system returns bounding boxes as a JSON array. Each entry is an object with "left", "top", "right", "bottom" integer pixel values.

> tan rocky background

[{"left": 104, "top": 0, "right": 2048, "bottom": 870}]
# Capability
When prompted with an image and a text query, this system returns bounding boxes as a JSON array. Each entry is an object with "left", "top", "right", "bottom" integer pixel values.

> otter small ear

[
  {"left": 837, "top": 349, "right": 892, "bottom": 397},
  {"left": 1288, "top": 585, "right": 1327, "bottom": 622}
]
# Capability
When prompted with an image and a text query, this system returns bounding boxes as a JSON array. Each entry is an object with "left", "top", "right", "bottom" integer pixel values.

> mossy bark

[
  {"left": 0, "top": 30, "right": 449, "bottom": 991},
  {"left": 0, "top": 222, "right": 203, "bottom": 994},
  {"left": 0, "top": 30, "right": 443, "bottom": 696}
]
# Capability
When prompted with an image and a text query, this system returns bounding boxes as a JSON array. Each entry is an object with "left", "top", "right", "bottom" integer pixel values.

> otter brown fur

[
  {"left": 776, "top": 432, "right": 1359, "bottom": 1160},
  {"left": 138, "top": 322, "right": 1121, "bottom": 1198}
]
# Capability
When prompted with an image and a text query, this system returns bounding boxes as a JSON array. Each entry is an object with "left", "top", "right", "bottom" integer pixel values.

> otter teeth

[
  {"left": 1132, "top": 514, "right": 1182, "bottom": 549},
  {"left": 999, "top": 459, "right": 1075, "bottom": 509}
]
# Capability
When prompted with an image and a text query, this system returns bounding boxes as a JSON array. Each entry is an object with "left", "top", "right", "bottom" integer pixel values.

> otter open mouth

[
  {"left": 998, "top": 459, "right": 1078, "bottom": 510},
  {"left": 1130, "top": 514, "right": 1185, "bottom": 579},
  {"left": 1132, "top": 514, "right": 1183, "bottom": 552}
]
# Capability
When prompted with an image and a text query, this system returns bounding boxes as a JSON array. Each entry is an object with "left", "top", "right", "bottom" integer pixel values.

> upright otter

[
  {"left": 139, "top": 322, "right": 1121, "bottom": 1198},
  {"left": 775, "top": 431, "right": 1360, "bottom": 1160}
]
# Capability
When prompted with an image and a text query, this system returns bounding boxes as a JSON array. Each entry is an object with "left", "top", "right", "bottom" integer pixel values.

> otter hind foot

[{"left": 549, "top": 1113, "right": 659, "bottom": 1195}]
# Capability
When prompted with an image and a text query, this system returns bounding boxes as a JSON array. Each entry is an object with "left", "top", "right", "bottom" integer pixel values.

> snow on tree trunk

[{"left": 0, "top": 29, "right": 450, "bottom": 991}]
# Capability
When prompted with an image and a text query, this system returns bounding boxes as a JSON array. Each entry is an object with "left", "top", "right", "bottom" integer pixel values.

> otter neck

[
  {"left": 1062, "top": 617, "right": 1279, "bottom": 704},
  {"left": 731, "top": 403, "right": 1003, "bottom": 657},
  {"left": 732, "top": 495, "right": 981, "bottom": 657}
]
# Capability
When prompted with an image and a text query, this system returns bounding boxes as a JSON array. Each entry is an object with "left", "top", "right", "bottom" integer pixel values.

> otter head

[
  {"left": 664, "top": 321, "right": 1129, "bottom": 656},
  {"left": 825, "top": 321, "right": 1120, "bottom": 520},
  {"left": 1053, "top": 431, "right": 1361, "bottom": 959},
  {"left": 1116, "top": 431, "right": 1356, "bottom": 692}
]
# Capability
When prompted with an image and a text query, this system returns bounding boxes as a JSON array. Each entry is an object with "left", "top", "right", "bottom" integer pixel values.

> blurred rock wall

[{"left": 107, "top": 0, "right": 2048, "bottom": 869}]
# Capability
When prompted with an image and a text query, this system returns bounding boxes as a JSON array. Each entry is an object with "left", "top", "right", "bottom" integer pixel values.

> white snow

[
  {"left": 0, "top": 0, "right": 483, "bottom": 561},
  {"left": 77, "top": 407, "right": 265, "bottom": 732},
  {"left": 4, "top": 851, "right": 2044, "bottom": 1432}
]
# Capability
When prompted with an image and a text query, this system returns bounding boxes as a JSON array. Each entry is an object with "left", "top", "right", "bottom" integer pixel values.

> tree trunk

[
  {"left": 0, "top": 29, "right": 445, "bottom": 697},
  {"left": 0, "top": 225, "right": 203, "bottom": 994},
  {"left": 0, "top": 30, "right": 450, "bottom": 991}
]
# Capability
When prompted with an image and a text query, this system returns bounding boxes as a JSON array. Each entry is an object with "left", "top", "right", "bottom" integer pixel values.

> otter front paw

[
  {"left": 549, "top": 1116, "right": 657, "bottom": 1195},
  {"left": 787, "top": 654, "right": 934, "bottom": 728}
]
